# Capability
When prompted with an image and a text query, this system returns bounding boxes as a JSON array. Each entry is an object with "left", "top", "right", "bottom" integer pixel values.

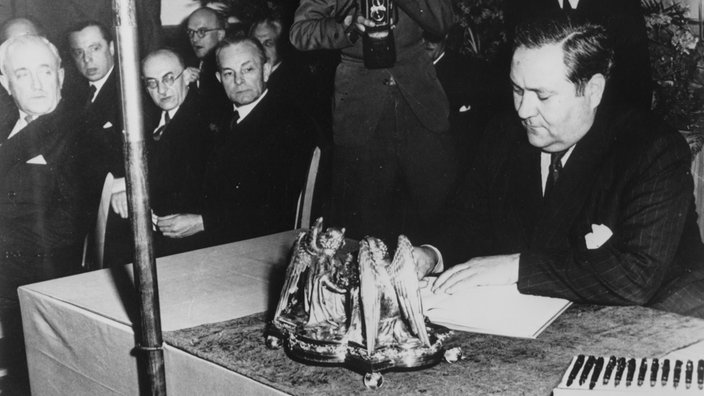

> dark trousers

[{"left": 330, "top": 88, "right": 458, "bottom": 245}]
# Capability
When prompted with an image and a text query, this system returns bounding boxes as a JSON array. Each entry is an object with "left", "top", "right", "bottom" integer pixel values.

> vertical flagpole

[{"left": 112, "top": 0, "right": 167, "bottom": 394}]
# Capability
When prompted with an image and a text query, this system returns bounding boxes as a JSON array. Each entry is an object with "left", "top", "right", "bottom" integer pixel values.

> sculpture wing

[
  {"left": 273, "top": 232, "right": 310, "bottom": 320},
  {"left": 358, "top": 238, "right": 381, "bottom": 355},
  {"left": 389, "top": 235, "right": 430, "bottom": 346}
]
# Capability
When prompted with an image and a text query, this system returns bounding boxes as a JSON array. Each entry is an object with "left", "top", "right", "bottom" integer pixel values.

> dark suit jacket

[
  {"left": 433, "top": 50, "right": 507, "bottom": 165},
  {"left": 147, "top": 88, "right": 211, "bottom": 217},
  {"left": 432, "top": 105, "right": 704, "bottom": 317},
  {"left": 80, "top": 69, "right": 125, "bottom": 180},
  {"left": 0, "top": 101, "right": 86, "bottom": 261},
  {"left": 504, "top": 0, "right": 652, "bottom": 110},
  {"left": 290, "top": 0, "right": 453, "bottom": 146},
  {"left": 197, "top": 91, "right": 315, "bottom": 246},
  {"left": 195, "top": 52, "right": 230, "bottom": 121}
]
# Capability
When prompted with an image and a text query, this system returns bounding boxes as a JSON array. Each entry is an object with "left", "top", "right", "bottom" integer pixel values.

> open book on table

[{"left": 420, "top": 279, "right": 571, "bottom": 339}]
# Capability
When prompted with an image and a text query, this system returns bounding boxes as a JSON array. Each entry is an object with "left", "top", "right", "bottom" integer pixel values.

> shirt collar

[{"left": 234, "top": 89, "right": 268, "bottom": 123}]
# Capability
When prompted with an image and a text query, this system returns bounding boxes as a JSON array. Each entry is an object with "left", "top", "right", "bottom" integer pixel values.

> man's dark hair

[
  {"left": 215, "top": 35, "right": 267, "bottom": 68},
  {"left": 67, "top": 20, "right": 112, "bottom": 43},
  {"left": 514, "top": 17, "right": 613, "bottom": 95}
]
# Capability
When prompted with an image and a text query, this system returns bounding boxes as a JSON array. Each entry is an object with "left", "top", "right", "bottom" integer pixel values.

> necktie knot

[
  {"left": 545, "top": 149, "right": 568, "bottom": 198},
  {"left": 230, "top": 110, "right": 240, "bottom": 130},
  {"left": 153, "top": 111, "right": 171, "bottom": 141},
  {"left": 24, "top": 114, "right": 36, "bottom": 124},
  {"left": 85, "top": 84, "right": 97, "bottom": 108}
]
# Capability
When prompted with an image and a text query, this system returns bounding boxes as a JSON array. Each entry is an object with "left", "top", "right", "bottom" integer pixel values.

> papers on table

[{"left": 420, "top": 280, "right": 571, "bottom": 339}]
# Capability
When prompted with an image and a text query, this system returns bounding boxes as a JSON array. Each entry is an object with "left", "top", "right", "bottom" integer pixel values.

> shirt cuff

[
  {"left": 111, "top": 177, "right": 126, "bottom": 194},
  {"left": 420, "top": 244, "right": 444, "bottom": 274}
]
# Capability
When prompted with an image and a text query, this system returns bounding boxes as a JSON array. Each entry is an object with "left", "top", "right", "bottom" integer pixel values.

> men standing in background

[
  {"left": 186, "top": 7, "right": 229, "bottom": 119},
  {"left": 291, "top": 0, "right": 457, "bottom": 244},
  {"left": 504, "top": 0, "right": 652, "bottom": 110},
  {"left": 67, "top": 21, "right": 124, "bottom": 215}
]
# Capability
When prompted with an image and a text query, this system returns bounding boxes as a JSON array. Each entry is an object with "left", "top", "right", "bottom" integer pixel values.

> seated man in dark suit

[
  {"left": 0, "top": 34, "right": 85, "bottom": 287},
  {"left": 142, "top": 49, "right": 211, "bottom": 256},
  {"left": 417, "top": 18, "right": 704, "bottom": 318},
  {"left": 155, "top": 36, "right": 314, "bottom": 248}
]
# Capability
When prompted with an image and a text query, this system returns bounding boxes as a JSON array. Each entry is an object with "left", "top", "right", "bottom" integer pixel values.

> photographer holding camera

[{"left": 291, "top": 0, "right": 457, "bottom": 244}]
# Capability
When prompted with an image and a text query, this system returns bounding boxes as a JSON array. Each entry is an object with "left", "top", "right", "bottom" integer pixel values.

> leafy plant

[{"left": 643, "top": 0, "right": 704, "bottom": 152}]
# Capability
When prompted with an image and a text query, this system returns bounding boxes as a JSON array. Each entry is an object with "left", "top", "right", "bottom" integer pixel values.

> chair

[
  {"left": 81, "top": 172, "right": 115, "bottom": 270},
  {"left": 295, "top": 147, "right": 321, "bottom": 230}
]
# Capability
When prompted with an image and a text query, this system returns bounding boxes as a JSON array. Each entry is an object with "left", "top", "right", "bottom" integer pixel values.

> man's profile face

[
  {"left": 187, "top": 10, "right": 225, "bottom": 60},
  {"left": 142, "top": 52, "right": 188, "bottom": 112},
  {"left": 252, "top": 21, "right": 281, "bottom": 67},
  {"left": 0, "top": 39, "right": 64, "bottom": 116},
  {"left": 217, "top": 42, "right": 271, "bottom": 106},
  {"left": 510, "top": 44, "right": 600, "bottom": 152}
]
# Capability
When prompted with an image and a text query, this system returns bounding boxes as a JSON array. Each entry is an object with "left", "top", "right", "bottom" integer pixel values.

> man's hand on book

[{"left": 431, "top": 254, "right": 520, "bottom": 295}]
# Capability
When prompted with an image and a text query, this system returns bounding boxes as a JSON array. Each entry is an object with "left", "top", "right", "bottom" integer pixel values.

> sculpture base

[{"left": 267, "top": 322, "right": 456, "bottom": 389}]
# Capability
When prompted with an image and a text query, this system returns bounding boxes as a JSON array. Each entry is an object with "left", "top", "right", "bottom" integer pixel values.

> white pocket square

[
  {"left": 459, "top": 104, "right": 472, "bottom": 113},
  {"left": 585, "top": 224, "right": 613, "bottom": 250},
  {"left": 26, "top": 154, "right": 47, "bottom": 165},
  {"left": 102, "top": 121, "right": 113, "bottom": 129}
]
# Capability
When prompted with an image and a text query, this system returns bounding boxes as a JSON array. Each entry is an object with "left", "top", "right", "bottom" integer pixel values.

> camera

[{"left": 361, "top": 0, "right": 396, "bottom": 69}]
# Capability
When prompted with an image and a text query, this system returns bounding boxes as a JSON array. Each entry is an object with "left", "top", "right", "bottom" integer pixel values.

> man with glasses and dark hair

[
  {"left": 416, "top": 18, "right": 704, "bottom": 319},
  {"left": 186, "top": 7, "right": 229, "bottom": 119}
]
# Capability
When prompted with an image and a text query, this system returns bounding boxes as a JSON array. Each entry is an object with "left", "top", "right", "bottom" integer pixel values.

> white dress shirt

[{"left": 559, "top": 0, "right": 580, "bottom": 9}]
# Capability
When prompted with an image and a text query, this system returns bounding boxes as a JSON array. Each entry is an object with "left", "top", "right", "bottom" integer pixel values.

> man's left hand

[
  {"left": 156, "top": 213, "right": 204, "bottom": 238},
  {"left": 431, "top": 254, "right": 520, "bottom": 294}
]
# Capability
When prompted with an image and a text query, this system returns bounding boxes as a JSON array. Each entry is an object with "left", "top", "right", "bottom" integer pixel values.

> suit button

[{"left": 7, "top": 191, "right": 16, "bottom": 199}]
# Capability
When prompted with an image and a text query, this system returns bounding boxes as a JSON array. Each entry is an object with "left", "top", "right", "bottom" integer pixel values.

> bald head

[
  {"left": 187, "top": 7, "right": 226, "bottom": 59},
  {"left": 1, "top": 17, "right": 41, "bottom": 43}
]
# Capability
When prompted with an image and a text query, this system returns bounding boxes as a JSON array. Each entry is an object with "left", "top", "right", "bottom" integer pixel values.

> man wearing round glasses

[
  {"left": 105, "top": 48, "right": 211, "bottom": 264},
  {"left": 186, "top": 7, "right": 229, "bottom": 120}
]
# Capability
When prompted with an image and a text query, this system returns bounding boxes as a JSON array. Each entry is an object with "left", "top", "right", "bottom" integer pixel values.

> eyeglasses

[
  {"left": 143, "top": 70, "right": 184, "bottom": 90},
  {"left": 186, "top": 28, "right": 222, "bottom": 39}
]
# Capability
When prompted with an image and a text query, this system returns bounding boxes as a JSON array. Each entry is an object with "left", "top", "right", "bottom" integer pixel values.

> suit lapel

[
  {"left": 531, "top": 107, "right": 614, "bottom": 248},
  {"left": 506, "top": 138, "right": 544, "bottom": 244}
]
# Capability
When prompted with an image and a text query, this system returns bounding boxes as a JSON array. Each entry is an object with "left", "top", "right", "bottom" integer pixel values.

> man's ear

[
  {"left": 216, "top": 71, "right": 222, "bottom": 84},
  {"left": 262, "top": 61, "right": 271, "bottom": 83},
  {"left": 586, "top": 73, "right": 606, "bottom": 110},
  {"left": 217, "top": 29, "right": 225, "bottom": 42},
  {"left": 58, "top": 67, "right": 65, "bottom": 90},
  {"left": 0, "top": 74, "right": 10, "bottom": 96},
  {"left": 109, "top": 41, "right": 115, "bottom": 57}
]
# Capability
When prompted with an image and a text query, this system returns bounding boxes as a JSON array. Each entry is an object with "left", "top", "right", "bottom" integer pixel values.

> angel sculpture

[{"left": 268, "top": 218, "right": 456, "bottom": 389}]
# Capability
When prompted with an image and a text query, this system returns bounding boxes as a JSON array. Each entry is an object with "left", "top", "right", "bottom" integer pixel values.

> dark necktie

[
  {"left": 25, "top": 114, "right": 36, "bottom": 125},
  {"left": 230, "top": 110, "right": 240, "bottom": 131},
  {"left": 544, "top": 150, "right": 568, "bottom": 198},
  {"left": 153, "top": 112, "right": 171, "bottom": 141},
  {"left": 562, "top": 0, "right": 574, "bottom": 12},
  {"left": 85, "top": 84, "right": 97, "bottom": 108}
]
